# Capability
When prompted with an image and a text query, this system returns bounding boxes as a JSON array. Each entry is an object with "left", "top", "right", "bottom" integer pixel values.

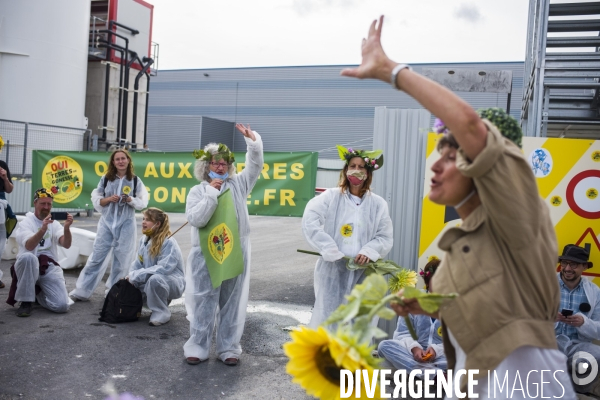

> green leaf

[
  {"left": 323, "top": 274, "right": 389, "bottom": 325},
  {"left": 336, "top": 145, "right": 348, "bottom": 161},
  {"left": 362, "top": 150, "right": 382, "bottom": 159},
  {"left": 345, "top": 257, "right": 403, "bottom": 276},
  {"left": 402, "top": 287, "right": 458, "bottom": 314}
]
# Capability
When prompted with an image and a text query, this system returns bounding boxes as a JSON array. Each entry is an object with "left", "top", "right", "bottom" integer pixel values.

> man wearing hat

[
  {"left": 5, "top": 188, "right": 73, "bottom": 317},
  {"left": 555, "top": 244, "right": 600, "bottom": 396}
]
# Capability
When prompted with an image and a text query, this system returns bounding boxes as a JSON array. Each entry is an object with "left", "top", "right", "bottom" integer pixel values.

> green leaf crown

[{"left": 192, "top": 143, "right": 235, "bottom": 163}]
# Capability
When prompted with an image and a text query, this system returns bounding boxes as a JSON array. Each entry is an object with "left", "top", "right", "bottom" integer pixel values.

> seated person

[
  {"left": 127, "top": 208, "right": 185, "bottom": 326},
  {"left": 555, "top": 244, "right": 600, "bottom": 397},
  {"left": 6, "top": 188, "right": 73, "bottom": 317},
  {"left": 377, "top": 258, "right": 447, "bottom": 374}
]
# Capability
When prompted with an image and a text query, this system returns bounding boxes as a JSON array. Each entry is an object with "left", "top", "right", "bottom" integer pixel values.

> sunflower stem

[
  {"left": 297, "top": 249, "right": 322, "bottom": 256},
  {"left": 366, "top": 294, "right": 417, "bottom": 341}
]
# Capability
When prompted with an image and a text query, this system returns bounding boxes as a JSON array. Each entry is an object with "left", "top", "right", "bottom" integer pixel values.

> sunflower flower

[
  {"left": 284, "top": 326, "right": 381, "bottom": 400},
  {"left": 388, "top": 269, "right": 418, "bottom": 293}
]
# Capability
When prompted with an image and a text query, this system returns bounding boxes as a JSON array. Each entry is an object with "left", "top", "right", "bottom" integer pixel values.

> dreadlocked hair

[{"left": 143, "top": 207, "right": 172, "bottom": 258}]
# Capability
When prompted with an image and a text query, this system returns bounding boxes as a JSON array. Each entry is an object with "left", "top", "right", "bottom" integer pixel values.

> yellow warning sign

[{"left": 418, "top": 135, "right": 600, "bottom": 286}]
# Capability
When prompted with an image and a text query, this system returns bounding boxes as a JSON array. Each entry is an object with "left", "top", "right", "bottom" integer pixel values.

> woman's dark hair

[
  {"left": 423, "top": 258, "right": 441, "bottom": 291},
  {"left": 105, "top": 149, "right": 134, "bottom": 181},
  {"left": 338, "top": 157, "right": 373, "bottom": 198}
]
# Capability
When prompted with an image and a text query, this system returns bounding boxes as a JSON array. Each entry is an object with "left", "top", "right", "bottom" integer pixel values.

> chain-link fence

[{"left": 0, "top": 119, "right": 91, "bottom": 177}]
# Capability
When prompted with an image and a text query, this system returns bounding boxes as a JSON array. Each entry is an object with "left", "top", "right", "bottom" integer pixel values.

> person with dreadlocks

[
  {"left": 126, "top": 208, "right": 185, "bottom": 326},
  {"left": 70, "top": 149, "right": 148, "bottom": 301},
  {"left": 301, "top": 144, "right": 393, "bottom": 328},
  {"left": 342, "top": 16, "right": 574, "bottom": 398},
  {"left": 183, "top": 123, "right": 263, "bottom": 366}
]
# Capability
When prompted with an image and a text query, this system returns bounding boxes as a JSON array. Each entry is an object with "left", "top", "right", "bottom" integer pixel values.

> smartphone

[
  {"left": 561, "top": 309, "right": 574, "bottom": 317},
  {"left": 50, "top": 211, "right": 68, "bottom": 221}
]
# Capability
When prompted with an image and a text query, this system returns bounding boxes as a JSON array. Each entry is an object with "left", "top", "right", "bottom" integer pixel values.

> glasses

[
  {"left": 560, "top": 260, "right": 583, "bottom": 269},
  {"left": 209, "top": 162, "right": 229, "bottom": 168}
]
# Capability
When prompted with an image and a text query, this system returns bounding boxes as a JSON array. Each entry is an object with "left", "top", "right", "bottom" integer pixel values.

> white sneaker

[{"left": 149, "top": 321, "right": 163, "bottom": 326}]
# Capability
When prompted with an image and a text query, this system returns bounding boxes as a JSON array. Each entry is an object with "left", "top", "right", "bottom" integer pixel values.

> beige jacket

[{"left": 432, "top": 120, "right": 560, "bottom": 386}]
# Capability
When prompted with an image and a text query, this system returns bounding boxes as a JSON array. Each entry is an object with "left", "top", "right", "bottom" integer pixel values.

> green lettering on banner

[{"left": 32, "top": 151, "right": 318, "bottom": 216}]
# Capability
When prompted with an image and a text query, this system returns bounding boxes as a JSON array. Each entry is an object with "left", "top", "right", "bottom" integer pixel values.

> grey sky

[{"left": 149, "top": 0, "right": 529, "bottom": 70}]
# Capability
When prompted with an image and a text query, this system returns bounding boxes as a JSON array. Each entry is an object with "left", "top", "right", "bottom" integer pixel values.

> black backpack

[{"left": 98, "top": 279, "right": 143, "bottom": 323}]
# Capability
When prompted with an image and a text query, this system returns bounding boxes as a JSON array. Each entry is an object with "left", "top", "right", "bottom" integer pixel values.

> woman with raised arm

[
  {"left": 183, "top": 123, "right": 263, "bottom": 367},
  {"left": 342, "top": 16, "right": 574, "bottom": 398},
  {"left": 70, "top": 149, "right": 149, "bottom": 301}
]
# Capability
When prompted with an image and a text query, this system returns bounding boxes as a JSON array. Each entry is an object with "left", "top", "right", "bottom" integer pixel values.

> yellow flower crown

[{"left": 34, "top": 187, "right": 54, "bottom": 200}]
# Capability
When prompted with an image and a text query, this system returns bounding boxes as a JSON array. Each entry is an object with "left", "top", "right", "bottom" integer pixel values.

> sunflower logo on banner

[{"left": 199, "top": 189, "right": 244, "bottom": 289}]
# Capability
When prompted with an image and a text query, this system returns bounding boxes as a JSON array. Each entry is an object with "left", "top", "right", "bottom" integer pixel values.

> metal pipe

[
  {"left": 132, "top": 57, "right": 154, "bottom": 145},
  {"left": 143, "top": 69, "right": 151, "bottom": 147},
  {"left": 121, "top": 52, "right": 139, "bottom": 142},
  {"left": 109, "top": 20, "right": 139, "bottom": 35},
  {"left": 96, "top": 30, "right": 130, "bottom": 140},
  {"left": 22, "top": 123, "right": 28, "bottom": 176},
  {"left": 97, "top": 38, "right": 129, "bottom": 139}
]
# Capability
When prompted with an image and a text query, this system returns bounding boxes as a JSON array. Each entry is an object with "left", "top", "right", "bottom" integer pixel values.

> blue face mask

[{"left": 208, "top": 170, "right": 229, "bottom": 180}]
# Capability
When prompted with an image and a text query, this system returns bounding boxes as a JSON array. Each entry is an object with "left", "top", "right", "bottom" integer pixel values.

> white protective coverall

[
  {"left": 128, "top": 236, "right": 185, "bottom": 324},
  {"left": 70, "top": 175, "right": 148, "bottom": 299},
  {"left": 302, "top": 187, "right": 393, "bottom": 327},
  {"left": 183, "top": 132, "right": 263, "bottom": 362},
  {"left": 13, "top": 212, "right": 71, "bottom": 312}
]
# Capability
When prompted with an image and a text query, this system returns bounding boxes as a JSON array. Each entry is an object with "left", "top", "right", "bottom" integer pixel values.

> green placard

[
  {"left": 198, "top": 189, "right": 244, "bottom": 289},
  {"left": 32, "top": 151, "right": 318, "bottom": 216}
]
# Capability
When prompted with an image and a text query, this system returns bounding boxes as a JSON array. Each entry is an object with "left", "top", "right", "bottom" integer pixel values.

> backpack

[
  {"left": 103, "top": 175, "right": 138, "bottom": 197},
  {"left": 98, "top": 279, "right": 143, "bottom": 323}
]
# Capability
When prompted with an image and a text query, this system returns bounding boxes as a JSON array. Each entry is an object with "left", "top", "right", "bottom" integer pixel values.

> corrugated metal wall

[
  {"left": 199, "top": 117, "right": 235, "bottom": 150},
  {"left": 371, "top": 108, "right": 432, "bottom": 338},
  {"left": 146, "top": 115, "right": 202, "bottom": 152},
  {"left": 148, "top": 62, "right": 523, "bottom": 158}
]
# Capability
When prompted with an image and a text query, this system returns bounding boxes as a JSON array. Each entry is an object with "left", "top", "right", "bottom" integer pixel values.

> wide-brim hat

[{"left": 558, "top": 244, "right": 589, "bottom": 265}]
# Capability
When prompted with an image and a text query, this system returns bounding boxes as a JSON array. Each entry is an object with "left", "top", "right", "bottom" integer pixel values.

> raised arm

[
  {"left": 341, "top": 16, "right": 487, "bottom": 161},
  {"left": 234, "top": 123, "right": 264, "bottom": 195}
]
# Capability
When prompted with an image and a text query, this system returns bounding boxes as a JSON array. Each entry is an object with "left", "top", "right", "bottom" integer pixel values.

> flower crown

[
  {"left": 433, "top": 108, "right": 523, "bottom": 148},
  {"left": 192, "top": 143, "right": 235, "bottom": 164},
  {"left": 336, "top": 145, "right": 384, "bottom": 171},
  {"left": 419, "top": 269, "right": 433, "bottom": 279}
]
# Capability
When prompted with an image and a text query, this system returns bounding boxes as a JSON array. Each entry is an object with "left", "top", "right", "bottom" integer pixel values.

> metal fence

[{"left": 0, "top": 119, "right": 90, "bottom": 177}]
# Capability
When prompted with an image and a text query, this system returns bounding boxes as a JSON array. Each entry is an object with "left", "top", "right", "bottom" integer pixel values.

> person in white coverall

[
  {"left": 127, "top": 207, "right": 185, "bottom": 326},
  {"left": 70, "top": 149, "right": 148, "bottom": 301},
  {"left": 184, "top": 123, "right": 263, "bottom": 367},
  {"left": 7, "top": 188, "right": 73, "bottom": 317},
  {"left": 302, "top": 145, "right": 393, "bottom": 328}
]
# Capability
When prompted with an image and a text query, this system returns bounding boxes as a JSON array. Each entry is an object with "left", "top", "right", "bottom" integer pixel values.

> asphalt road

[{"left": 0, "top": 212, "right": 317, "bottom": 400}]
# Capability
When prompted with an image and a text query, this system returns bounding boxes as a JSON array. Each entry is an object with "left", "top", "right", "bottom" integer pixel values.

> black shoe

[
  {"left": 16, "top": 301, "right": 32, "bottom": 317},
  {"left": 0, "top": 280, "right": 5, "bottom": 288}
]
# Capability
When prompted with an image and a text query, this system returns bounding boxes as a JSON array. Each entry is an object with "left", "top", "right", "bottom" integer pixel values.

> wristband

[{"left": 391, "top": 64, "right": 412, "bottom": 90}]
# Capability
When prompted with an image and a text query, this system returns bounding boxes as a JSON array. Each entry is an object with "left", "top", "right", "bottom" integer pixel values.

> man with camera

[
  {"left": 6, "top": 188, "right": 73, "bottom": 317},
  {"left": 555, "top": 244, "right": 600, "bottom": 396}
]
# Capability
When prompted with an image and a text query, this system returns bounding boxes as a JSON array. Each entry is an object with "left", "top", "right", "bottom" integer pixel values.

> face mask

[
  {"left": 346, "top": 169, "right": 366, "bottom": 186},
  {"left": 142, "top": 223, "right": 157, "bottom": 236},
  {"left": 208, "top": 171, "right": 229, "bottom": 180}
]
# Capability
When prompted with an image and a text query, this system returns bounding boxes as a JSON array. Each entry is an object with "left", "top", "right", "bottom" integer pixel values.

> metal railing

[{"left": 0, "top": 119, "right": 90, "bottom": 177}]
